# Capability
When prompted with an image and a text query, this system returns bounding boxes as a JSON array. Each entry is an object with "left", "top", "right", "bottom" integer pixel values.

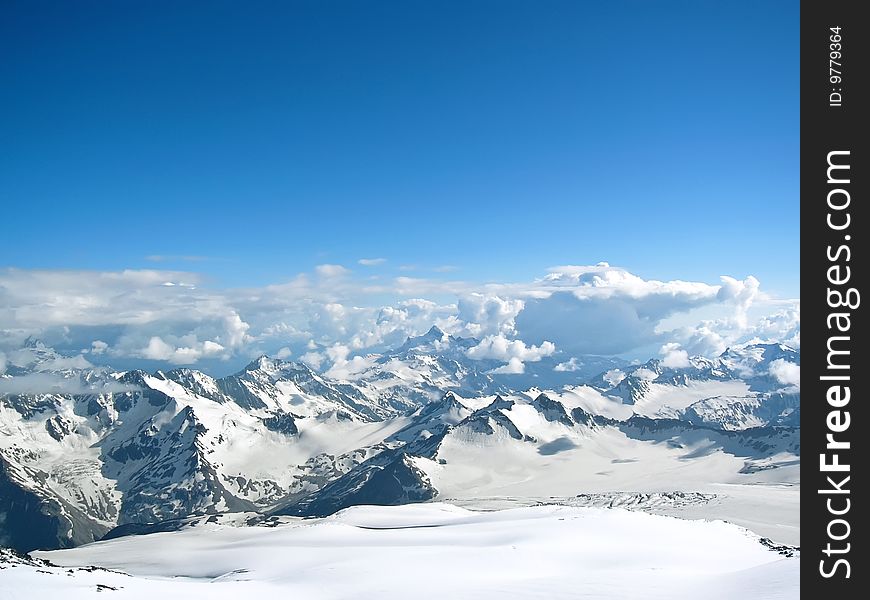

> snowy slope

[{"left": 0, "top": 503, "right": 798, "bottom": 600}]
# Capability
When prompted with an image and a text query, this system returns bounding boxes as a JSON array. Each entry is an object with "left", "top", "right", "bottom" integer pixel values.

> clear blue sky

[{"left": 1, "top": 1, "right": 799, "bottom": 296}]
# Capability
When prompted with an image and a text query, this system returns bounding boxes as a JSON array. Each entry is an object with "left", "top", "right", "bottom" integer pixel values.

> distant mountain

[
  {"left": 278, "top": 389, "right": 798, "bottom": 517},
  {"left": 332, "top": 326, "right": 507, "bottom": 404},
  {"left": 589, "top": 343, "right": 800, "bottom": 430}
]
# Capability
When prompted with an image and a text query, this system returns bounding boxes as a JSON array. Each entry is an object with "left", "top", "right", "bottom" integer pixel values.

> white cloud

[
  {"left": 554, "top": 357, "right": 580, "bottom": 372},
  {"left": 680, "top": 324, "right": 728, "bottom": 357},
  {"left": 769, "top": 359, "right": 800, "bottom": 388},
  {"left": 466, "top": 335, "right": 555, "bottom": 363},
  {"left": 139, "top": 336, "right": 223, "bottom": 365},
  {"left": 717, "top": 275, "right": 760, "bottom": 328},
  {"left": 489, "top": 357, "right": 525, "bottom": 375},
  {"left": 220, "top": 313, "right": 251, "bottom": 348},
  {"left": 745, "top": 303, "right": 800, "bottom": 348},
  {"left": 141, "top": 336, "right": 183, "bottom": 362},
  {"left": 358, "top": 258, "right": 387, "bottom": 266},
  {"left": 602, "top": 369, "right": 626, "bottom": 387},
  {"left": 0, "top": 264, "right": 797, "bottom": 370},
  {"left": 0, "top": 268, "right": 203, "bottom": 329},
  {"left": 300, "top": 351, "right": 325, "bottom": 370},
  {"left": 457, "top": 294, "right": 524, "bottom": 337},
  {"left": 659, "top": 343, "right": 690, "bottom": 368},
  {"left": 274, "top": 347, "right": 293, "bottom": 360},
  {"left": 5, "top": 346, "right": 94, "bottom": 372},
  {"left": 202, "top": 340, "right": 226, "bottom": 356},
  {"left": 665, "top": 299, "right": 799, "bottom": 360},
  {"left": 515, "top": 264, "right": 722, "bottom": 355},
  {"left": 633, "top": 367, "right": 659, "bottom": 381},
  {"left": 315, "top": 264, "right": 351, "bottom": 277},
  {"left": 0, "top": 351, "right": 6, "bottom": 374},
  {"left": 323, "top": 344, "right": 377, "bottom": 380},
  {"left": 40, "top": 354, "right": 94, "bottom": 371}
]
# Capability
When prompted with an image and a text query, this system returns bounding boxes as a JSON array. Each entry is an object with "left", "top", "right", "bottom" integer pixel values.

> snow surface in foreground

[{"left": 3, "top": 503, "right": 797, "bottom": 600}]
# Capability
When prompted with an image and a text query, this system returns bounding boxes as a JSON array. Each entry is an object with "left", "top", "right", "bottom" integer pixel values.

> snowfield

[{"left": 1, "top": 503, "right": 798, "bottom": 600}]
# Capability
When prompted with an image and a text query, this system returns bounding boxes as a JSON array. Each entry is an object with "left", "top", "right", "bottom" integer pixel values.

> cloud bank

[{"left": 0, "top": 263, "right": 798, "bottom": 373}]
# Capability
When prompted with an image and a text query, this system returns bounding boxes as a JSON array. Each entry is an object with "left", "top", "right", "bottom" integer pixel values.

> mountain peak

[
  {"left": 411, "top": 325, "right": 447, "bottom": 344},
  {"left": 240, "top": 355, "right": 311, "bottom": 378},
  {"left": 22, "top": 336, "right": 48, "bottom": 350},
  {"left": 414, "top": 325, "right": 446, "bottom": 344},
  {"left": 242, "top": 355, "right": 279, "bottom": 373},
  {"left": 425, "top": 325, "right": 445, "bottom": 338},
  {"left": 395, "top": 325, "right": 449, "bottom": 353}
]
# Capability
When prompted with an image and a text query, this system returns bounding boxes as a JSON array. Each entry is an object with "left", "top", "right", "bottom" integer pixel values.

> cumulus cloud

[
  {"left": 331, "top": 299, "right": 456, "bottom": 351},
  {"left": 0, "top": 268, "right": 247, "bottom": 354},
  {"left": 202, "top": 340, "right": 226, "bottom": 355},
  {"left": 141, "top": 337, "right": 191, "bottom": 363},
  {"left": 4, "top": 346, "right": 94, "bottom": 372},
  {"left": 466, "top": 335, "right": 556, "bottom": 363},
  {"left": 602, "top": 368, "right": 626, "bottom": 387},
  {"left": 659, "top": 343, "right": 690, "bottom": 368},
  {"left": 515, "top": 264, "right": 722, "bottom": 355},
  {"left": 39, "top": 354, "right": 94, "bottom": 371},
  {"left": 220, "top": 313, "right": 251, "bottom": 348},
  {"left": 633, "top": 367, "right": 659, "bottom": 381},
  {"left": 457, "top": 294, "right": 525, "bottom": 338},
  {"left": 315, "top": 264, "right": 351, "bottom": 277},
  {"left": 299, "top": 351, "right": 325, "bottom": 370},
  {"left": 323, "top": 344, "right": 377, "bottom": 380},
  {"left": 679, "top": 324, "right": 729, "bottom": 358},
  {"left": 358, "top": 258, "right": 387, "bottom": 266},
  {"left": 717, "top": 275, "right": 760, "bottom": 328},
  {"left": 769, "top": 359, "right": 800, "bottom": 388},
  {"left": 0, "top": 263, "right": 797, "bottom": 371},
  {"left": 745, "top": 304, "right": 800, "bottom": 349},
  {"left": 0, "top": 268, "right": 203, "bottom": 329},
  {"left": 554, "top": 357, "right": 581, "bottom": 372},
  {"left": 489, "top": 357, "right": 525, "bottom": 375},
  {"left": 138, "top": 336, "right": 225, "bottom": 365},
  {"left": 666, "top": 298, "right": 799, "bottom": 361}
]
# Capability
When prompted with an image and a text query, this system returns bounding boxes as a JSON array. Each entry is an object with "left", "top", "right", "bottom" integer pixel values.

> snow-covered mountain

[
  {"left": 588, "top": 343, "right": 800, "bottom": 429},
  {"left": 320, "top": 326, "right": 508, "bottom": 405},
  {"left": 277, "top": 390, "right": 799, "bottom": 518},
  {"left": 315, "top": 326, "right": 627, "bottom": 402},
  {"left": 0, "top": 335, "right": 799, "bottom": 553}
]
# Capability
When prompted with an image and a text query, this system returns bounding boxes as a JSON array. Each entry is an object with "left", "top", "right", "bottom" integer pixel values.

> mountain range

[{"left": 0, "top": 328, "right": 800, "bottom": 552}]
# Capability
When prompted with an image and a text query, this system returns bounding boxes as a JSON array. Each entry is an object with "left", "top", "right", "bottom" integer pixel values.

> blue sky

[
  {"left": 0, "top": 2, "right": 800, "bottom": 374},
  {"left": 1, "top": 1, "right": 798, "bottom": 296}
]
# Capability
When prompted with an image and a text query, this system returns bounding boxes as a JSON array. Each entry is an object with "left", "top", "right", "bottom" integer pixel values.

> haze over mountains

[{"left": 0, "top": 327, "right": 799, "bottom": 553}]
